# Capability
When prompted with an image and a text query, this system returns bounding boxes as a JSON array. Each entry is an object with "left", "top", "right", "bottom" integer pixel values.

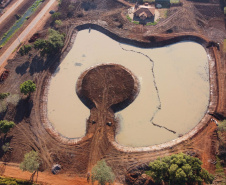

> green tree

[
  {"left": 34, "top": 29, "right": 64, "bottom": 56},
  {"left": 19, "top": 45, "right": 32, "bottom": 56},
  {"left": 55, "top": 19, "right": 62, "bottom": 26},
  {"left": 20, "top": 151, "right": 40, "bottom": 180},
  {"left": 34, "top": 39, "right": 46, "bottom": 50},
  {"left": 0, "top": 120, "right": 15, "bottom": 134},
  {"left": 20, "top": 80, "right": 36, "bottom": 95},
  {"left": 52, "top": 12, "right": 61, "bottom": 20},
  {"left": 47, "top": 29, "right": 64, "bottom": 53},
  {"left": 146, "top": 153, "right": 214, "bottom": 185},
  {"left": 91, "top": 160, "right": 115, "bottom": 185}
]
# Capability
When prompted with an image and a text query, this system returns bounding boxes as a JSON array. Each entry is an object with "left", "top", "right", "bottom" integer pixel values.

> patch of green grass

[
  {"left": 170, "top": 0, "right": 180, "bottom": 4},
  {"left": 164, "top": 10, "right": 168, "bottom": 18},
  {"left": 146, "top": 21, "right": 157, "bottom": 26},
  {"left": 215, "top": 156, "right": 224, "bottom": 171},
  {"left": 126, "top": 14, "right": 132, "bottom": 22},
  {"left": 215, "top": 156, "right": 226, "bottom": 184},
  {"left": 133, "top": 21, "right": 140, "bottom": 24}
]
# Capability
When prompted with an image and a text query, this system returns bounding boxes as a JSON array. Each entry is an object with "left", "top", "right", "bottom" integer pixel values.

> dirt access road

[
  {"left": 0, "top": 0, "right": 24, "bottom": 24},
  {"left": 0, "top": 163, "right": 89, "bottom": 185},
  {"left": 0, "top": 0, "right": 56, "bottom": 68}
]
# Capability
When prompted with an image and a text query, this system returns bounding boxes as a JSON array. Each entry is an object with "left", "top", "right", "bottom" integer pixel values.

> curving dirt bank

[
  {"left": 41, "top": 23, "right": 218, "bottom": 149},
  {"left": 0, "top": 0, "right": 225, "bottom": 182},
  {"left": 35, "top": 24, "right": 220, "bottom": 181}
]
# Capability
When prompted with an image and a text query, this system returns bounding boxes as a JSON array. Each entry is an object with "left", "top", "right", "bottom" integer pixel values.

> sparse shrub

[
  {"left": 0, "top": 94, "right": 20, "bottom": 114},
  {"left": 91, "top": 160, "right": 115, "bottom": 185},
  {"left": 0, "top": 93, "right": 10, "bottom": 100},
  {"left": 170, "top": 0, "right": 180, "bottom": 4},
  {"left": 68, "top": 4, "right": 75, "bottom": 11},
  {"left": 126, "top": 14, "right": 132, "bottom": 22},
  {"left": 146, "top": 21, "right": 157, "bottom": 26},
  {"left": 55, "top": 19, "right": 62, "bottom": 26},
  {"left": 0, "top": 101, "right": 7, "bottom": 113},
  {"left": 52, "top": 12, "right": 61, "bottom": 20},
  {"left": 0, "top": 120, "right": 15, "bottom": 134},
  {"left": 7, "top": 94, "right": 20, "bottom": 106},
  {"left": 2, "top": 142, "right": 11, "bottom": 153},
  {"left": 218, "top": 120, "right": 226, "bottom": 132}
]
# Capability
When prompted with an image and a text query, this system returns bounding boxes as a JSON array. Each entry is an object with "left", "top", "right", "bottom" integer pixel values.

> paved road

[
  {"left": 0, "top": 0, "right": 56, "bottom": 67},
  {"left": 0, "top": 0, "right": 24, "bottom": 24}
]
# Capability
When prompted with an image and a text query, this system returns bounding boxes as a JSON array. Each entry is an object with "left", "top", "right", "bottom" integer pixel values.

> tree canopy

[
  {"left": 20, "top": 80, "right": 36, "bottom": 95},
  {"left": 20, "top": 151, "right": 40, "bottom": 173},
  {"left": 0, "top": 120, "right": 15, "bottom": 134},
  {"left": 146, "top": 153, "right": 214, "bottom": 185},
  {"left": 19, "top": 45, "right": 32, "bottom": 56},
  {"left": 34, "top": 29, "right": 64, "bottom": 56},
  {"left": 91, "top": 160, "right": 115, "bottom": 185}
]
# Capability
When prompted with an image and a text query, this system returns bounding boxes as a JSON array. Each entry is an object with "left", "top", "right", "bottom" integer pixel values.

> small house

[{"left": 134, "top": 4, "right": 155, "bottom": 21}]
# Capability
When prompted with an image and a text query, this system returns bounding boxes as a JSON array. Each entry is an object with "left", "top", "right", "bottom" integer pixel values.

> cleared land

[{"left": 0, "top": 0, "right": 225, "bottom": 184}]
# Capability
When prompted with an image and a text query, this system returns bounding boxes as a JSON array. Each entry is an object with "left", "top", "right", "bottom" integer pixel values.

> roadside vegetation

[
  {"left": 19, "top": 45, "right": 32, "bottom": 56},
  {"left": 145, "top": 153, "right": 214, "bottom": 185},
  {"left": 0, "top": 176, "right": 36, "bottom": 185},
  {"left": 91, "top": 160, "right": 115, "bottom": 185},
  {"left": 34, "top": 29, "right": 65, "bottom": 56},
  {"left": 18, "top": 29, "right": 65, "bottom": 57},
  {"left": 0, "top": 0, "right": 44, "bottom": 47}
]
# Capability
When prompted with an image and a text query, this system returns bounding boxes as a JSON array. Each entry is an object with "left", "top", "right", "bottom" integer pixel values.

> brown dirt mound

[{"left": 76, "top": 64, "right": 139, "bottom": 112}]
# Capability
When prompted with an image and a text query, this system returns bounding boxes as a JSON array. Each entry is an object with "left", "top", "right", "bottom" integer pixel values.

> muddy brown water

[{"left": 47, "top": 30, "right": 209, "bottom": 147}]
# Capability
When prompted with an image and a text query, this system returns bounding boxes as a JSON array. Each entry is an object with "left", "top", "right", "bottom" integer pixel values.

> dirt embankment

[{"left": 0, "top": 0, "right": 225, "bottom": 184}]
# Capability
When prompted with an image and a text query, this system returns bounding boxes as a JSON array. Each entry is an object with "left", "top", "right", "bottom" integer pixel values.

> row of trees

[
  {"left": 146, "top": 153, "right": 214, "bottom": 185},
  {"left": 19, "top": 29, "right": 64, "bottom": 57},
  {"left": 86, "top": 153, "right": 215, "bottom": 185},
  {"left": 34, "top": 29, "right": 64, "bottom": 56}
]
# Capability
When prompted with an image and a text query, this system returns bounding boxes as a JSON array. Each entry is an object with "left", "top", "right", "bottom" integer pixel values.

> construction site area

[{"left": 0, "top": 0, "right": 225, "bottom": 184}]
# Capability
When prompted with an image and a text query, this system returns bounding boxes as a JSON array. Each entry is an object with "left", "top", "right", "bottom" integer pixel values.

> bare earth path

[
  {"left": 0, "top": 162, "right": 89, "bottom": 185},
  {"left": 0, "top": 0, "right": 56, "bottom": 67},
  {"left": 0, "top": 0, "right": 24, "bottom": 24}
]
